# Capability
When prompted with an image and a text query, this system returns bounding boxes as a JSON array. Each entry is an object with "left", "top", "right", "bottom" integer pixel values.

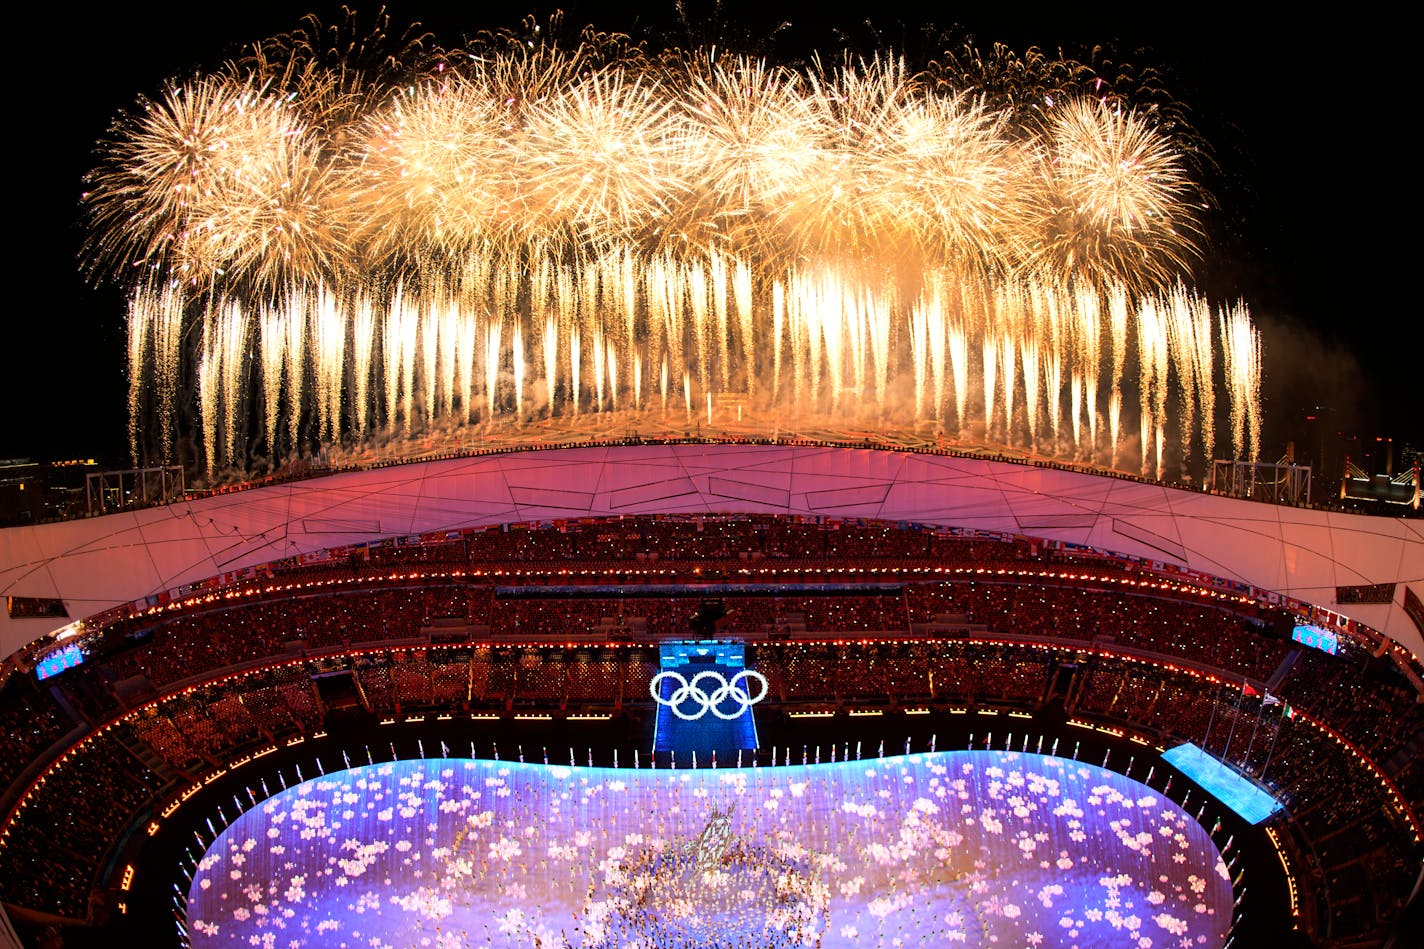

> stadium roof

[{"left": 2, "top": 443, "right": 1420, "bottom": 659}]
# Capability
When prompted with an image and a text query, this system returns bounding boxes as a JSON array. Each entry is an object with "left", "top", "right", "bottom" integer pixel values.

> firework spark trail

[
  {"left": 797, "top": 272, "right": 821, "bottom": 409},
  {"left": 126, "top": 265, "right": 1266, "bottom": 476},
  {"left": 580, "top": 266, "right": 598, "bottom": 410},
  {"left": 1137, "top": 301, "right": 1161, "bottom": 478},
  {"left": 557, "top": 265, "right": 579, "bottom": 413},
  {"left": 151, "top": 285, "right": 185, "bottom": 463},
  {"left": 381, "top": 294, "right": 403, "bottom": 432},
  {"left": 1191, "top": 301, "right": 1215, "bottom": 465},
  {"left": 643, "top": 263, "right": 665, "bottom": 410},
  {"left": 604, "top": 335, "right": 617, "bottom": 410},
  {"left": 910, "top": 299, "right": 929, "bottom": 419},
  {"left": 592, "top": 324, "right": 606, "bottom": 412},
  {"left": 1247, "top": 325, "right": 1262, "bottom": 463},
  {"left": 1167, "top": 285, "right": 1200, "bottom": 471},
  {"left": 855, "top": 287, "right": 873, "bottom": 407},
  {"left": 315, "top": 286, "right": 346, "bottom": 443},
  {"left": 455, "top": 256, "right": 488, "bottom": 422},
  {"left": 1219, "top": 310, "right": 1243, "bottom": 460},
  {"left": 591, "top": 255, "right": 614, "bottom": 404},
  {"left": 198, "top": 311, "right": 222, "bottom": 477},
  {"left": 926, "top": 283, "right": 947, "bottom": 424},
  {"left": 982, "top": 334, "right": 999, "bottom": 438},
  {"left": 621, "top": 250, "right": 639, "bottom": 394},
  {"left": 1150, "top": 303, "right": 1171, "bottom": 477},
  {"left": 512, "top": 319, "right": 525, "bottom": 418},
  {"left": 543, "top": 317, "right": 558, "bottom": 416},
  {"left": 1020, "top": 332, "right": 1040, "bottom": 448},
  {"left": 633, "top": 348, "right": 642, "bottom": 410},
  {"left": 649, "top": 255, "right": 677, "bottom": 405},
  {"left": 690, "top": 262, "right": 710, "bottom": 401},
  {"left": 1220, "top": 304, "right": 1262, "bottom": 461},
  {"left": 451, "top": 302, "right": 477, "bottom": 427},
  {"left": 396, "top": 289, "right": 419, "bottom": 430},
  {"left": 91, "top": 32, "right": 1263, "bottom": 480},
  {"left": 220, "top": 303, "right": 250, "bottom": 467},
  {"left": 811, "top": 272, "right": 842, "bottom": 411},
  {"left": 285, "top": 295, "right": 307, "bottom": 454},
  {"left": 352, "top": 296, "right": 376, "bottom": 438},
  {"left": 1076, "top": 287, "right": 1102, "bottom": 454},
  {"left": 127, "top": 291, "right": 153, "bottom": 465},
  {"left": 948, "top": 312, "right": 968, "bottom": 433},
  {"left": 735, "top": 259, "right": 754, "bottom": 396},
  {"left": 868, "top": 287, "right": 892, "bottom": 409},
  {"left": 484, "top": 317, "right": 501, "bottom": 419},
  {"left": 259, "top": 304, "right": 287, "bottom": 456},
  {"left": 437, "top": 298, "right": 460, "bottom": 419},
  {"left": 569, "top": 324, "right": 582, "bottom": 415},
  {"left": 711, "top": 251, "right": 731, "bottom": 391},
  {"left": 772, "top": 280, "right": 785, "bottom": 402},
  {"left": 999, "top": 324, "right": 1017, "bottom": 447},
  {"left": 1107, "top": 285, "right": 1129, "bottom": 466},
  {"left": 419, "top": 297, "right": 439, "bottom": 426},
  {"left": 1029, "top": 281, "right": 1066, "bottom": 448}
]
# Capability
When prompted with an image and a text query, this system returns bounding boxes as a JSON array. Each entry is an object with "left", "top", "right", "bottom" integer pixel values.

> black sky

[{"left": 8, "top": 3, "right": 1415, "bottom": 464}]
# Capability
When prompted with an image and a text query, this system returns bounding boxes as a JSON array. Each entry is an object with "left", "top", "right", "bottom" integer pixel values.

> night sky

[{"left": 9, "top": 3, "right": 1414, "bottom": 466}]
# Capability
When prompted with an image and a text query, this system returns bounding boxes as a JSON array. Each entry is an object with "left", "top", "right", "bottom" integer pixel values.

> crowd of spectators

[
  {"left": 0, "top": 686, "right": 71, "bottom": 792},
  {"left": 1278, "top": 646, "right": 1424, "bottom": 763},
  {"left": 1068, "top": 651, "right": 1418, "bottom": 941},
  {"left": 125, "top": 668, "right": 323, "bottom": 776},
  {"left": 345, "top": 647, "right": 660, "bottom": 712},
  {"left": 0, "top": 726, "right": 164, "bottom": 918},
  {"left": 72, "top": 578, "right": 1280, "bottom": 724},
  {"left": 358, "top": 516, "right": 1039, "bottom": 568},
  {"left": 907, "top": 581, "right": 1288, "bottom": 678}
]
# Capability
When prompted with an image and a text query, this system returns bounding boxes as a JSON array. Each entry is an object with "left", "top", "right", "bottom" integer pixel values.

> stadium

[
  {"left": 1, "top": 441, "right": 1421, "bottom": 947},
  {"left": 3, "top": 8, "right": 1422, "bottom": 948}
]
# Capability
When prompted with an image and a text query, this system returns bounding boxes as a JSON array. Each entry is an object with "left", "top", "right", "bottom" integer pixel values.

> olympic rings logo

[{"left": 650, "top": 670, "right": 769, "bottom": 720}]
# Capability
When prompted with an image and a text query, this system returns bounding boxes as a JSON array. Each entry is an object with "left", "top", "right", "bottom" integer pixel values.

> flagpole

[
  {"left": 1240, "top": 696, "right": 1266, "bottom": 767},
  {"left": 1220, "top": 681, "right": 1246, "bottom": 763},
  {"left": 1202, "top": 680, "right": 1222, "bottom": 755},
  {"left": 1258, "top": 703, "right": 1290, "bottom": 784}
]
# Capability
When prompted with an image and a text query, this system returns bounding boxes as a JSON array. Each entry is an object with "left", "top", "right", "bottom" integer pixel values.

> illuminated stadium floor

[
  {"left": 187, "top": 751, "right": 1231, "bottom": 948},
  {"left": 1161, "top": 743, "right": 1283, "bottom": 825}
]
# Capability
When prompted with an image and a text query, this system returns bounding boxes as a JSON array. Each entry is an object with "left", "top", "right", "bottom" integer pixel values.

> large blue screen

[
  {"left": 1162, "top": 743, "right": 1283, "bottom": 825},
  {"left": 1291, "top": 624, "right": 1338, "bottom": 655},
  {"left": 35, "top": 643, "right": 84, "bottom": 680},
  {"left": 188, "top": 751, "right": 1231, "bottom": 947}
]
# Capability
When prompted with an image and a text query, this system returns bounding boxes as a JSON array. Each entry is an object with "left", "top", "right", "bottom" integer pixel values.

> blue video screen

[
  {"left": 36, "top": 643, "right": 85, "bottom": 680},
  {"left": 1292, "top": 624, "right": 1338, "bottom": 655}
]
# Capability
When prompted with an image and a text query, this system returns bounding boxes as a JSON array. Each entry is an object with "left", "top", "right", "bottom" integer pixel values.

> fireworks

[{"left": 84, "top": 22, "right": 1261, "bottom": 480}]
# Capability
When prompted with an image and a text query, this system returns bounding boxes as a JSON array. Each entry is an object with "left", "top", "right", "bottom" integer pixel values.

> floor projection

[{"left": 187, "top": 751, "right": 1231, "bottom": 948}]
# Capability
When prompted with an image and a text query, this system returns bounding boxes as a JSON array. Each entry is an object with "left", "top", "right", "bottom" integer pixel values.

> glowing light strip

[{"left": 1264, "top": 827, "right": 1299, "bottom": 918}]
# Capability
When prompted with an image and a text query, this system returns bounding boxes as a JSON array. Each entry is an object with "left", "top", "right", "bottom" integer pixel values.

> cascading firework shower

[{"left": 86, "top": 24, "right": 1262, "bottom": 479}]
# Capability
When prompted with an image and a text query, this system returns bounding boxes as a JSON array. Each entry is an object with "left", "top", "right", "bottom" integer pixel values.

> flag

[
  {"left": 1283, "top": 702, "right": 1296, "bottom": 720},
  {"left": 1262, "top": 692, "right": 1281, "bottom": 707},
  {"left": 1242, "top": 681, "right": 1260, "bottom": 698}
]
